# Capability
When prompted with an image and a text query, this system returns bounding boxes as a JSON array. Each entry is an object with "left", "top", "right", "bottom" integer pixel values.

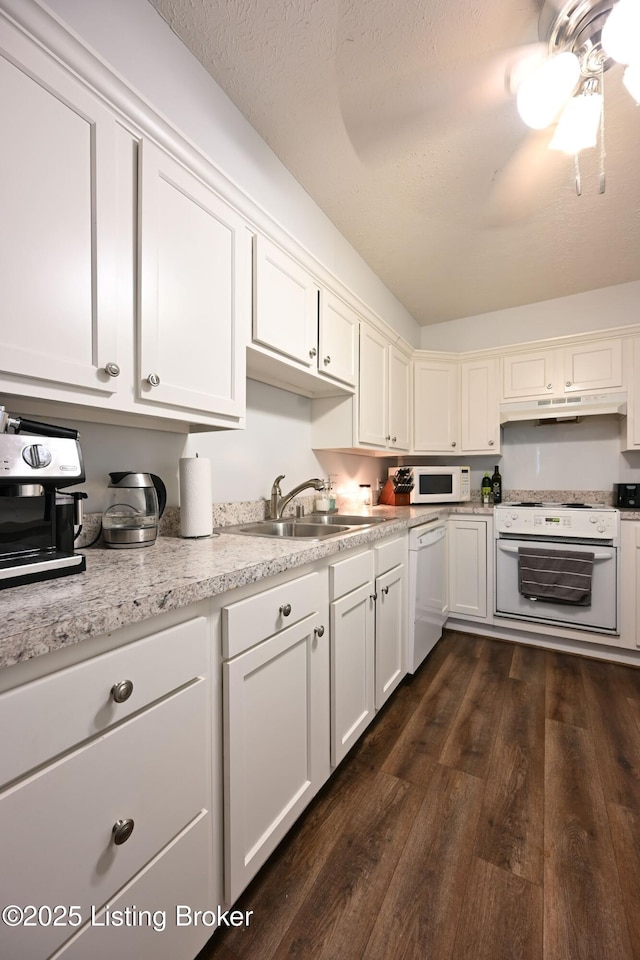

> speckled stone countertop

[
  {"left": 0, "top": 504, "right": 463, "bottom": 671},
  {"left": 1, "top": 493, "right": 629, "bottom": 672}
]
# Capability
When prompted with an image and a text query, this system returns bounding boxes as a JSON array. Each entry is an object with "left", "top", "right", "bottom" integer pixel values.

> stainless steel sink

[
  {"left": 307, "top": 514, "right": 388, "bottom": 526},
  {"left": 222, "top": 514, "right": 388, "bottom": 540},
  {"left": 225, "top": 520, "right": 353, "bottom": 540}
]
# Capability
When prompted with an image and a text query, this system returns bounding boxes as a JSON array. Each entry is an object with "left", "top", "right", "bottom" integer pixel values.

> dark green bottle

[
  {"left": 481, "top": 472, "right": 492, "bottom": 504},
  {"left": 491, "top": 465, "right": 502, "bottom": 504}
]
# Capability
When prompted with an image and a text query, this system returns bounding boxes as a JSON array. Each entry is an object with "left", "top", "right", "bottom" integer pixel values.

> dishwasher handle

[{"left": 415, "top": 526, "right": 446, "bottom": 548}]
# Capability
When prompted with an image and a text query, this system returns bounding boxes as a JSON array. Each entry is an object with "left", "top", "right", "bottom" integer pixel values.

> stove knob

[
  {"left": 22, "top": 443, "right": 52, "bottom": 469},
  {"left": 504, "top": 520, "right": 512, "bottom": 528},
  {"left": 589, "top": 516, "right": 597, "bottom": 523},
  {"left": 597, "top": 525, "right": 606, "bottom": 533},
  {"left": 511, "top": 513, "right": 518, "bottom": 520}
]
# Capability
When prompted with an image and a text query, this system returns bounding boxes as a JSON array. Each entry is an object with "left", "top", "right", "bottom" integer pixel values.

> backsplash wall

[
  {"left": 399, "top": 416, "right": 640, "bottom": 501},
  {"left": 37, "top": 380, "right": 386, "bottom": 513}
]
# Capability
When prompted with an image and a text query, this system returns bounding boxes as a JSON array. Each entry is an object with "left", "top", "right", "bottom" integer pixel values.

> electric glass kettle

[{"left": 102, "top": 472, "right": 167, "bottom": 548}]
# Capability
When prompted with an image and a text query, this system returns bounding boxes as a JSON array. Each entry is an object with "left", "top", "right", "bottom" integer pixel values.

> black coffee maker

[{"left": 0, "top": 406, "right": 87, "bottom": 589}]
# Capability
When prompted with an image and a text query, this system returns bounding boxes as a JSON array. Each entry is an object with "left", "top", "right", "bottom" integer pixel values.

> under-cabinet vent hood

[{"left": 500, "top": 393, "right": 628, "bottom": 425}]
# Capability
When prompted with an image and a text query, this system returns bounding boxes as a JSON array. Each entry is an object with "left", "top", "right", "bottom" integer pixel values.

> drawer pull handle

[
  {"left": 279, "top": 603, "right": 292, "bottom": 617},
  {"left": 112, "top": 818, "right": 135, "bottom": 845},
  {"left": 381, "top": 585, "right": 390, "bottom": 595},
  {"left": 323, "top": 355, "right": 331, "bottom": 365},
  {"left": 147, "top": 373, "right": 161, "bottom": 387},
  {"left": 314, "top": 625, "right": 325, "bottom": 638},
  {"left": 111, "top": 679, "right": 134, "bottom": 703},
  {"left": 370, "top": 592, "right": 378, "bottom": 601},
  {"left": 104, "top": 361, "right": 120, "bottom": 378},
  {"left": 309, "top": 347, "right": 317, "bottom": 358}
]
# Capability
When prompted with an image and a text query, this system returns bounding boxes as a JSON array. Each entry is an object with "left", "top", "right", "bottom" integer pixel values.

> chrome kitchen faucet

[{"left": 269, "top": 475, "right": 325, "bottom": 519}]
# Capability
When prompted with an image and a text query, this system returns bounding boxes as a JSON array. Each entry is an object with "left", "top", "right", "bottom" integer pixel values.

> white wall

[
  {"left": 402, "top": 417, "right": 640, "bottom": 498},
  {"left": 44, "top": 0, "right": 420, "bottom": 348},
  {"left": 41, "top": 380, "right": 388, "bottom": 512},
  {"left": 420, "top": 281, "right": 640, "bottom": 352}
]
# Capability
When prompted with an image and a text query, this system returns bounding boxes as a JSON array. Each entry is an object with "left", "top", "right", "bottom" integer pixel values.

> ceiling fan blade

[{"left": 338, "top": 42, "right": 547, "bottom": 166}]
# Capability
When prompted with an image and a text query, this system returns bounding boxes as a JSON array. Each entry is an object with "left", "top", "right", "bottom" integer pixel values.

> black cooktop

[{"left": 507, "top": 502, "right": 597, "bottom": 509}]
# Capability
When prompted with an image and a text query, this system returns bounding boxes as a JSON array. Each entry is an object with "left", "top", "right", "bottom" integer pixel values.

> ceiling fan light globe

[
  {"left": 516, "top": 52, "right": 581, "bottom": 129},
  {"left": 549, "top": 92, "right": 603, "bottom": 153},
  {"left": 601, "top": 0, "right": 640, "bottom": 65},
  {"left": 623, "top": 62, "right": 640, "bottom": 101}
]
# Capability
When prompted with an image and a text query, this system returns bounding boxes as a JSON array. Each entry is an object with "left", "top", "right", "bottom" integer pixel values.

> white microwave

[{"left": 391, "top": 465, "right": 471, "bottom": 504}]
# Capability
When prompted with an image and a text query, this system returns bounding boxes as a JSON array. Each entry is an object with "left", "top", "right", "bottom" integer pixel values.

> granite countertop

[
  {"left": 0, "top": 504, "right": 463, "bottom": 671},
  {"left": 2, "top": 496, "right": 628, "bottom": 673}
]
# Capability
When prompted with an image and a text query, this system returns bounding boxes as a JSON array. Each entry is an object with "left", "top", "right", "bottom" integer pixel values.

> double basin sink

[{"left": 223, "top": 513, "right": 388, "bottom": 541}]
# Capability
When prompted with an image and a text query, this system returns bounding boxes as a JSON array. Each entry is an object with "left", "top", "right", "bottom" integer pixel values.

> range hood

[{"left": 500, "top": 393, "right": 627, "bottom": 425}]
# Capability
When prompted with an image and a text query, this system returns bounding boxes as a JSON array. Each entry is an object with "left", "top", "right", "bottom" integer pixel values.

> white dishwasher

[{"left": 408, "top": 518, "right": 448, "bottom": 672}]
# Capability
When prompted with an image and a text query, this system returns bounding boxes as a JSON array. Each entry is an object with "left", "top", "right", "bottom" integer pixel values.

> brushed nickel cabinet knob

[
  {"left": 112, "top": 819, "right": 135, "bottom": 845},
  {"left": 111, "top": 680, "right": 134, "bottom": 703}
]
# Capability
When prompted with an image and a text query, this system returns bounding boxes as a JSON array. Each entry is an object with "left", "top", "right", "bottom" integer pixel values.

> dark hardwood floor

[{"left": 198, "top": 630, "right": 640, "bottom": 960}]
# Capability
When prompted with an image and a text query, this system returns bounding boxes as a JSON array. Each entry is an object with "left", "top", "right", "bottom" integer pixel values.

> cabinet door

[
  {"left": 460, "top": 357, "right": 500, "bottom": 454},
  {"left": 253, "top": 234, "right": 318, "bottom": 366},
  {"left": 563, "top": 338, "right": 623, "bottom": 394},
  {"left": 358, "top": 323, "right": 389, "bottom": 448},
  {"left": 318, "top": 290, "right": 359, "bottom": 387},
  {"left": 388, "top": 346, "right": 411, "bottom": 451},
  {"left": 501, "top": 349, "right": 559, "bottom": 399},
  {"left": 0, "top": 21, "right": 119, "bottom": 394},
  {"left": 224, "top": 613, "right": 328, "bottom": 903},
  {"left": 413, "top": 360, "right": 459, "bottom": 452},
  {"left": 375, "top": 564, "right": 405, "bottom": 709},
  {"left": 330, "top": 582, "right": 375, "bottom": 765},
  {"left": 138, "top": 141, "right": 248, "bottom": 418},
  {"left": 448, "top": 519, "right": 488, "bottom": 619}
]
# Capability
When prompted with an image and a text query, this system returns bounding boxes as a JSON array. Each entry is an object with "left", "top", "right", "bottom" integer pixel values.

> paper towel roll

[{"left": 179, "top": 456, "right": 213, "bottom": 538}]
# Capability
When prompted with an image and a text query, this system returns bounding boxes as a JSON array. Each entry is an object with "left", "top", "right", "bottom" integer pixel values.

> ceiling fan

[
  {"left": 514, "top": 0, "right": 640, "bottom": 191},
  {"left": 337, "top": 0, "right": 639, "bottom": 216}
]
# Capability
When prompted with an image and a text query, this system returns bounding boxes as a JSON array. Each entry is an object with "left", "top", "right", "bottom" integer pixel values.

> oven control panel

[{"left": 494, "top": 505, "right": 619, "bottom": 540}]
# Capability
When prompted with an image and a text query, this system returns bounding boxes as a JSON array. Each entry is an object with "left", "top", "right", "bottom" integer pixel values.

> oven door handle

[{"left": 496, "top": 542, "right": 613, "bottom": 561}]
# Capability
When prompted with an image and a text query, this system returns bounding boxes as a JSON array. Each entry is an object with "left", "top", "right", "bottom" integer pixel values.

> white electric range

[{"left": 494, "top": 502, "right": 620, "bottom": 634}]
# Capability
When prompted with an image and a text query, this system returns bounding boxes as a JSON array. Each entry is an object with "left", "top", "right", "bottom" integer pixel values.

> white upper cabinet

[
  {"left": 318, "top": 290, "right": 359, "bottom": 387},
  {"left": 138, "top": 141, "right": 249, "bottom": 419},
  {"left": 359, "top": 323, "right": 389, "bottom": 448},
  {"left": 388, "top": 346, "right": 411, "bottom": 451},
  {"left": 502, "top": 338, "right": 623, "bottom": 401},
  {"left": 252, "top": 234, "right": 318, "bottom": 367},
  {"left": 460, "top": 357, "right": 500, "bottom": 454},
  {"left": 249, "top": 236, "right": 357, "bottom": 396},
  {"left": 0, "top": 19, "right": 119, "bottom": 394},
  {"left": 413, "top": 359, "right": 460, "bottom": 453},
  {"left": 501, "top": 348, "right": 559, "bottom": 400},
  {"left": 562, "top": 338, "right": 623, "bottom": 393}
]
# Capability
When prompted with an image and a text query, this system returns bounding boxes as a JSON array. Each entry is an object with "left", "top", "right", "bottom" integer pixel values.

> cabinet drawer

[
  {"left": 374, "top": 536, "right": 406, "bottom": 576},
  {"left": 223, "top": 572, "right": 321, "bottom": 658},
  {"left": 56, "top": 812, "right": 215, "bottom": 960},
  {"left": 0, "top": 679, "right": 209, "bottom": 960},
  {"left": 0, "top": 616, "right": 208, "bottom": 787},
  {"left": 329, "top": 550, "right": 374, "bottom": 600}
]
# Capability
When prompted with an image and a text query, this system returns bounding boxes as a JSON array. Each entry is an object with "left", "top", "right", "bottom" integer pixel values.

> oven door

[{"left": 495, "top": 538, "right": 618, "bottom": 633}]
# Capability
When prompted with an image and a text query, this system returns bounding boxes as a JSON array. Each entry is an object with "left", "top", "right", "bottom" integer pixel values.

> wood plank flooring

[{"left": 197, "top": 630, "right": 640, "bottom": 960}]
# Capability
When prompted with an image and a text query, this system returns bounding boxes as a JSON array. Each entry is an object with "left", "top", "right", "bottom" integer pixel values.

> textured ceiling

[{"left": 147, "top": 0, "right": 640, "bottom": 326}]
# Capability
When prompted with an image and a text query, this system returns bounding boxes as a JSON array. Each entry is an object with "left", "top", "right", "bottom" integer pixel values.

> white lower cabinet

[
  {"left": 0, "top": 613, "right": 216, "bottom": 960},
  {"left": 222, "top": 570, "right": 330, "bottom": 904},
  {"left": 329, "top": 535, "right": 407, "bottom": 765},
  {"left": 330, "top": 554, "right": 376, "bottom": 766},
  {"left": 373, "top": 537, "right": 406, "bottom": 708},
  {"left": 620, "top": 521, "right": 640, "bottom": 649},
  {"left": 447, "top": 516, "right": 492, "bottom": 622}
]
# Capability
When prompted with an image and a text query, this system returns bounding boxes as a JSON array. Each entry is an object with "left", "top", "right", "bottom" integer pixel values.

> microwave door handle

[{"left": 497, "top": 542, "right": 612, "bottom": 561}]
